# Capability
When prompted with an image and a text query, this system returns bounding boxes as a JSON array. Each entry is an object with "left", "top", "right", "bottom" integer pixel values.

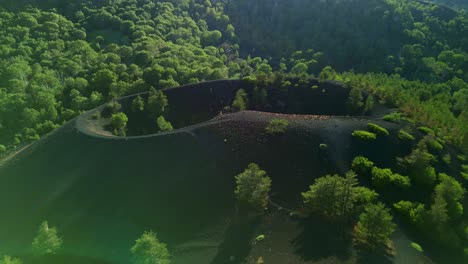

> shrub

[
  {"left": 32, "top": 221, "right": 62, "bottom": 256},
  {"left": 461, "top": 165, "right": 468, "bottom": 180},
  {"left": 383, "top": 112, "right": 401, "bottom": 122},
  {"left": 371, "top": 167, "right": 411, "bottom": 189},
  {"left": 411, "top": 242, "right": 423, "bottom": 252},
  {"left": 462, "top": 164, "right": 468, "bottom": 172},
  {"left": 426, "top": 138, "right": 443, "bottom": 153},
  {"left": 255, "top": 234, "right": 265, "bottom": 242},
  {"left": 352, "top": 130, "right": 376, "bottom": 141},
  {"left": 417, "top": 126, "right": 434, "bottom": 135},
  {"left": 0, "top": 145, "right": 6, "bottom": 154},
  {"left": 281, "top": 80, "right": 292, "bottom": 88},
  {"left": 265, "top": 119, "right": 289, "bottom": 134},
  {"left": 319, "top": 143, "right": 328, "bottom": 150},
  {"left": 235, "top": 163, "right": 271, "bottom": 210},
  {"left": 351, "top": 156, "right": 374, "bottom": 176},
  {"left": 461, "top": 172, "right": 468, "bottom": 181},
  {"left": 398, "top": 130, "right": 415, "bottom": 141},
  {"left": 367, "top": 123, "right": 389, "bottom": 136},
  {"left": 131, "top": 231, "right": 170, "bottom": 264},
  {"left": 242, "top": 75, "right": 257, "bottom": 83},
  {"left": 156, "top": 116, "right": 173, "bottom": 132},
  {"left": 457, "top": 155, "right": 466, "bottom": 163}
]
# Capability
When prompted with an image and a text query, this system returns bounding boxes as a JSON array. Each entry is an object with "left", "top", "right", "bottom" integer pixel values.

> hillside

[
  {"left": 0, "top": 80, "right": 467, "bottom": 263},
  {"left": 0, "top": 0, "right": 467, "bottom": 263}
]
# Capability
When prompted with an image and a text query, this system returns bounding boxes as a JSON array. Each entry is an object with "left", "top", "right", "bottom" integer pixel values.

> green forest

[
  {"left": 0, "top": 0, "right": 467, "bottom": 263},
  {"left": 0, "top": 0, "right": 467, "bottom": 152}
]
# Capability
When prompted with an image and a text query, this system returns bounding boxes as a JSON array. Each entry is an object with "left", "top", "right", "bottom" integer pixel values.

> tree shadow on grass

[
  {"left": 291, "top": 217, "right": 353, "bottom": 261},
  {"left": 210, "top": 213, "right": 261, "bottom": 264},
  {"left": 354, "top": 244, "right": 395, "bottom": 264}
]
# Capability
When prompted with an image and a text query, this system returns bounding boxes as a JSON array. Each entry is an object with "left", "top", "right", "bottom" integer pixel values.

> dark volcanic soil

[{"left": 0, "top": 80, "right": 439, "bottom": 264}]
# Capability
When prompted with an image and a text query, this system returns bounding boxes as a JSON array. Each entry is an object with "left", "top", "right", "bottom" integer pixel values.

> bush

[
  {"left": 457, "top": 155, "right": 466, "bottom": 163},
  {"left": 235, "top": 163, "right": 272, "bottom": 210},
  {"left": 461, "top": 165, "right": 468, "bottom": 180},
  {"left": 367, "top": 123, "right": 389, "bottom": 136},
  {"left": 426, "top": 138, "right": 443, "bottom": 153},
  {"left": 352, "top": 130, "right": 376, "bottom": 141},
  {"left": 156, "top": 116, "right": 173, "bottom": 132},
  {"left": 0, "top": 145, "right": 6, "bottom": 154},
  {"left": 131, "top": 231, "right": 170, "bottom": 264},
  {"left": 462, "top": 164, "right": 468, "bottom": 172},
  {"left": 383, "top": 112, "right": 401, "bottom": 122},
  {"left": 411, "top": 242, "right": 423, "bottom": 252},
  {"left": 398, "top": 130, "right": 415, "bottom": 141},
  {"left": 461, "top": 172, "right": 468, "bottom": 181},
  {"left": 319, "top": 143, "right": 328, "bottom": 150},
  {"left": 371, "top": 167, "right": 411, "bottom": 189},
  {"left": 417, "top": 126, "right": 434, "bottom": 135},
  {"left": 265, "top": 119, "right": 289, "bottom": 134},
  {"left": 351, "top": 156, "right": 374, "bottom": 176}
]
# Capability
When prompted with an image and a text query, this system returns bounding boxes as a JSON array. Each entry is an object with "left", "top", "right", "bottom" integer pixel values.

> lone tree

[
  {"left": 32, "top": 221, "right": 62, "bottom": 256},
  {"left": 131, "top": 231, "right": 170, "bottom": 264},
  {"left": 156, "top": 116, "right": 173, "bottom": 132},
  {"left": 354, "top": 203, "right": 396, "bottom": 249},
  {"left": 231, "top": 88, "right": 248, "bottom": 112},
  {"left": 110, "top": 112, "right": 128, "bottom": 136},
  {"left": 235, "top": 163, "right": 272, "bottom": 210},
  {"left": 265, "top": 118, "right": 289, "bottom": 134},
  {"left": 147, "top": 87, "right": 168, "bottom": 117}
]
